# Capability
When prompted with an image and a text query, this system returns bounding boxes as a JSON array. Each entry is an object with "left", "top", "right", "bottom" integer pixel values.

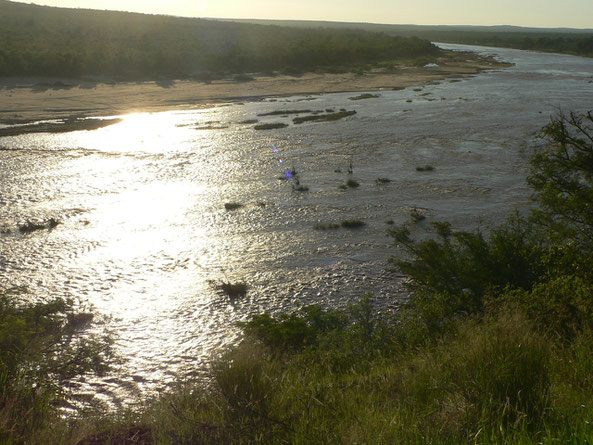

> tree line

[{"left": 0, "top": 0, "right": 440, "bottom": 79}]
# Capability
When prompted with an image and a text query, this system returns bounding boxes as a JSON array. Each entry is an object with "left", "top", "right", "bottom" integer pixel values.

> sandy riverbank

[{"left": 0, "top": 57, "right": 510, "bottom": 124}]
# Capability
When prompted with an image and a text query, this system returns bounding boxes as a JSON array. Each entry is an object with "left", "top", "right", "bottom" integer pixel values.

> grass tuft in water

[
  {"left": 224, "top": 202, "right": 243, "bottom": 211},
  {"left": 219, "top": 281, "right": 248, "bottom": 299},
  {"left": 346, "top": 179, "right": 360, "bottom": 188},
  {"left": 254, "top": 123, "right": 288, "bottom": 130},
  {"left": 410, "top": 208, "right": 426, "bottom": 222},
  {"left": 314, "top": 222, "right": 341, "bottom": 231},
  {"left": 341, "top": 219, "right": 366, "bottom": 229},
  {"left": 349, "top": 93, "right": 380, "bottom": 100}
]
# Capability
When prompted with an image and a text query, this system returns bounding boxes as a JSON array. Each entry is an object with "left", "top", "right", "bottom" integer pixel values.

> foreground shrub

[{"left": 0, "top": 288, "right": 113, "bottom": 443}]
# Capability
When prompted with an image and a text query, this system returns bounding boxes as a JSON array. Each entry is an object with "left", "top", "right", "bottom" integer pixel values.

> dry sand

[{"left": 0, "top": 58, "right": 510, "bottom": 123}]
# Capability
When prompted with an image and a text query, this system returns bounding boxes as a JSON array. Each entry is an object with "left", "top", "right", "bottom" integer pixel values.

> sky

[{"left": 12, "top": 0, "right": 593, "bottom": 29}]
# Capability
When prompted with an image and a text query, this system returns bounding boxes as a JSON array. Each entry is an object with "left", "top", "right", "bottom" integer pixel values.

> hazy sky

[{"left": 13, "top": 0, "right": 593, "bottom": 28}]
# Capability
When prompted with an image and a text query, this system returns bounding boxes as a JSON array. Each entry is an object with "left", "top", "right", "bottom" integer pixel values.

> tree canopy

[{"left": 0, "top": 0, "right": 439, "bottom": 79}]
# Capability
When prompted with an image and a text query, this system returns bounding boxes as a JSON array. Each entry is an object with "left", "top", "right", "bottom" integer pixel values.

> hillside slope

[{"left": 0, "top": 0, "right": 439, "bottom": 79}]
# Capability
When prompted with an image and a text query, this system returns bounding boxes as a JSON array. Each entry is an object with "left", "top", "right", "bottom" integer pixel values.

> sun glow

[{"left": 82, "top": 112, "right": 195, "bottom": 154}]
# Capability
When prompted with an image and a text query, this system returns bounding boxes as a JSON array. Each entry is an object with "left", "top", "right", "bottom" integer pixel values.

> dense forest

[
  {"left": 236, "top": 19, "right": 593, "bottom": 58},
  {"left": 409, "top": 30, "right": 593, "bottom": 56},
  {"left": 0, "top": 0, "right": 439, "bottom": 80}
]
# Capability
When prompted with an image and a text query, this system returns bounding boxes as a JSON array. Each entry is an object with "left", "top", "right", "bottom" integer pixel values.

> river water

[{"left": 1, "top": 44, "right": 592, "bottom": 407}]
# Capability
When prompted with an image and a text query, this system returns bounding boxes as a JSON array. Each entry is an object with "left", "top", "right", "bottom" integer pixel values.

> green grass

[
  {"left": 63, "top": 300, "right": 593, "bottom": 445},
  {"left": 346, "top": 178, "right": 360, "bottom": 188},
  {"left": 416, "top": 164, "right": 434, "bottom": 171}
]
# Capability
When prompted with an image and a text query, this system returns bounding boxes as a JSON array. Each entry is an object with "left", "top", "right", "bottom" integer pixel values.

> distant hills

[
  {"left": 1, "top": 0, "right": 591, "bottom": 81},
  {"left": 0, "top": 0, "right": 439, "bottom": 80},
  {"left": 226, "top": 20, "right": 593, "bottom": 35},
  {"left": 226, "top": 19, "right": 593, "bottom": 57}
]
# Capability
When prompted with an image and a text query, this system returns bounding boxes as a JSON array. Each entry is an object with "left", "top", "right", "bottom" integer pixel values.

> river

[{"left": 1, "top": 43, "right": 592, "bottom": 407}]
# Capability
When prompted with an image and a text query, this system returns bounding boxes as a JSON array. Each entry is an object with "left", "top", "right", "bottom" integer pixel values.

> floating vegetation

[
  {"left": 392, "top": 86, "right": 406, "bottom": 91},
  {"left": 413, "top": 88, "right": 423, "bottom": 92},
  {"left": 349, "top": 93, "right": 380, "bottom": 101},
  {"left": 416, "top": 165, "right": 435, "bottom": 172},
  {"left": 239, "top": 119, "right": 259, "bottom": 124},
  {"left": 18, "top": 218, "right": 60, "bottom": 234},
  {"left": 385, "top": 219, "right": 395, "bottom": 225},
  {"left": 341, "top": 219, "right": 366, "bottom": 229},
  {"left": 224, "top": 202, "right": 243, "bottom": 211},
  {"left": 194, "top": 124, "right": 229, "bottom": 130},
  {"left": 219, "top": 281, "right": 248, "bottom": 299},
  {"left": 0, "top": 118, "right": 122, "bottom": 137},
  {"left": 450, "top": 79, "right": 462, "bottom": 83},
  {"left": 314, "top": 222, "right": 340, "bottom": 231},
  {"left": 258, "top": 110, "right": 312, "bottom": 116},
  {"left": 293, "top": 111, "right": 356, "bottom": 124},
  {"left": 376, "top": 177, "right": 391, "bottom": 184},
  {"left": 346, "top": 179, "right": 360, "bottom": 188},
  {"left": 406, "top": 99, "right": 413, "bottom": 103},
  {"left": 292, "top": 183, "right": 309, "bottom": 192},
  {"left": 325, "top": 108, "right": 335, "bottom": 113},
  {"left": 410, "top": 208, "right": 426, "bottom": 222},
  {"left": 254, "top": 123, "right": 288, "bottom": 130}
]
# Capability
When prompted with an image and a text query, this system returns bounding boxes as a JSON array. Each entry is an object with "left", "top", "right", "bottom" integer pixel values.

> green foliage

[
  {"left": 418, "top": 30, "right": 593, "bottom": 58},
  {"left": 104, "top": 301, "right": 591, "bottom": 445},
  {"left": 241, "top": 305, "right": 348, "bottom": 351},
  {"left": 390, "top": 214, "right": 547, "bottom": 323},
  {"left": 528, "top": 111, "right": 593, "bottom": 254},
  {"left": 0, "top": 288, "right": 113, "bottom": 443},
  {"left": 389, "top": 109, "right": 593, "bottom": 342},
  {"left": 0, "top": 0, "right": 440, "bottom": 79},
  {"left": 504, "top": 275, "right": 593, "bottom": 339}
]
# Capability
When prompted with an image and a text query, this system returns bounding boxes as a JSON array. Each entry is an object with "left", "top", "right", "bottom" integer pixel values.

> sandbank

[{"left": 0, "top": 57, "right": 510, "bottom": 124}]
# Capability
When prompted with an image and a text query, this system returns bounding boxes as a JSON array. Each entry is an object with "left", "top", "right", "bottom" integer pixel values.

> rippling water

[{"left": 1, "top": 43, "right": 593, "bottom": 406}]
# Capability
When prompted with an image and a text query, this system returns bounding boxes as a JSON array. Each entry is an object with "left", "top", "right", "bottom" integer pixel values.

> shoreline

[{"left": 0, "top": 56, "right": 511, "bottom": 124}]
